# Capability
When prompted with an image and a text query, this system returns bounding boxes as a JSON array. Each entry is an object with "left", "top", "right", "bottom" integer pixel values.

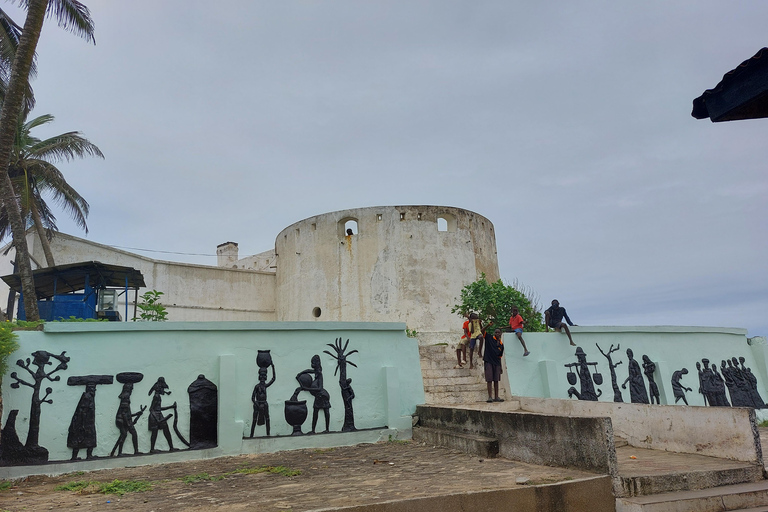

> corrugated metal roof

[{"left": 1, "top": 261, "right": 145, "bottom": 299}]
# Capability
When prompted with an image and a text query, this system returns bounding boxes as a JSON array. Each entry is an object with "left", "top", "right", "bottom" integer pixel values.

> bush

[
  {"left": 451, "top": 274, "right": 544, "bottom": 333},
  {"left": 0, "top": 324, "right": 19, "bottom": 377}
]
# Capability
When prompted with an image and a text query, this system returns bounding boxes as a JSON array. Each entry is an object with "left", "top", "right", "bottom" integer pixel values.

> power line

[{"left": 106, "top": 245, "right": 217, "bottom": 257}]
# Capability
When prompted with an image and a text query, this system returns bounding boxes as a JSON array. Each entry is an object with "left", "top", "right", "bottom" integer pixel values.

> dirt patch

[{"left": 0, "top": 441, "right": 595, "bottom": 511}]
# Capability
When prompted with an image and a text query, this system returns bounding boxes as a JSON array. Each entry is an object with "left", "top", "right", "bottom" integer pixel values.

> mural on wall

[
  {"left": 622, "top": 349, "right": 649, "bottom": 404},
  {"left": 250, "top": 350, "right": 276, "bottom": 438},
  {"left": 147, "top": 377, "right": 188, "bottom": 453},
  {"left": 66, "top": 375, "right": 114, "bottom": 460},
  {"left": 1, "top": 350, "right": 70, "bottom": 465},
  {"left": 564, "top": 347, "right": 602, "bottom": 401},
  {"left": 188, "top": 375, "right": 218, "bottom": 449},
  {"left": 1, "top": 336, "right": 375, "bottom": 467},
  {"left": 292, "top": 354, "right": 331, "bottom": 434},
  {"left": 698, "top": 359, "right": 730, "bottom": 407},
  {"left": 596, "top": 343, "right": 623, "bottom": 402},
  {"left": 671, "top": 368, "right": 692, "bottom": 405},
  {"left": 324, "top": 338, "right": 358, "bottom": 432},
  {"left": 111, "top": 372, "right": 146, "bottom": 457},
  {"left": 642, "top": 356, "right": 660, "bottom": 405}
]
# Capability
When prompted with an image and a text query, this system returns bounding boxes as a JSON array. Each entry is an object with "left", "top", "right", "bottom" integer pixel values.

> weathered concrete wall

[
  {"left": 416, "top": 405, "right": 618, "bottom": 476},
  {"left": 332, "top": 475, "right": 616, "bottom": 512},
  {"left": 1, "top": 322, "right": 423, "bottom": 478},
  {"left": 515, "top": 397, "right": 762, "bottom": 464},
  {"left": 274, "top": 206, "right": 499, "bottom": 333},
  {"left": 0, "top": 233, "right": 277, "bottom": 321}
]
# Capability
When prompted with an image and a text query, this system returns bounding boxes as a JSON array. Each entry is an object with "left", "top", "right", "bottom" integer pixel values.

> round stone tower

[{"left": 274, "top": 206, "right": 499, "bottom": 333}]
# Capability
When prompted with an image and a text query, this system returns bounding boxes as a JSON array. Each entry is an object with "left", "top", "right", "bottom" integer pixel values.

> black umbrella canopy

[{"left": 692, "top": 47, "right": 768, "bottom": 122}]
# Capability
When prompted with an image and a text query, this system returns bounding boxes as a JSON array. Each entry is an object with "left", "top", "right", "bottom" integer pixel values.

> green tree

[
  {"left": 135, "top": 290, "right": 168, "bottom": 322},
  {"left": 0, "top": 111, "right": 103, "bottom": 266},
  {"left": 0, "top": 0, "right": 95, "bottom": 321},
  {"left": 451, "top": 274, "right": 545, "bottom": 333}
]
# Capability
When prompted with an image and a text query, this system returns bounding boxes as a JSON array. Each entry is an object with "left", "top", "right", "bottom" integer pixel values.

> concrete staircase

[
  {"left": 418, "top": 344, "right": 509, "bottom": 404},
  {"left": 615, "top": 481, "right": 768, "bottom": 511}
]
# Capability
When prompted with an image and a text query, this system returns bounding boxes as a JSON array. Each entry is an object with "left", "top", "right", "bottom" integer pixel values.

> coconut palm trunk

[
  {"left": 30, "top": 203, "right": 54, "bottom": 266},
  {"left": 0, "top": 0, "right": 49, "bottom": 321}
]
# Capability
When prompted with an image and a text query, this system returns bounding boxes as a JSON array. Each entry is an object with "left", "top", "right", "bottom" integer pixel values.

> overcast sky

[{"left": 6, "top": 1, "right": 767, "bottom": 336}]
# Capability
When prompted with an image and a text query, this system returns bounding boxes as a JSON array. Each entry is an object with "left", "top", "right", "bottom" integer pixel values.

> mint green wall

[
  {"left": 1, "top": 322, "right": 423, "bottom": 467},
  {"left": 503, "top": 326, "right": 767, "bottom": 417}
]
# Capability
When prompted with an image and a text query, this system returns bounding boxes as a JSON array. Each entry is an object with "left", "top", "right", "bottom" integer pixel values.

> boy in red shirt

[
  {"left": 455, "top": 316, "right": 469, "bottom": 368},
  {"left": 509, "top": 307, "right": 530, "bottom": 357}
]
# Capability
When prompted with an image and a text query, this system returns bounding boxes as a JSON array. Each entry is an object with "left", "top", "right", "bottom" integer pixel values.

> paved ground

[{"left": 0, "top": 440, "right": 597, "bottom": 512}]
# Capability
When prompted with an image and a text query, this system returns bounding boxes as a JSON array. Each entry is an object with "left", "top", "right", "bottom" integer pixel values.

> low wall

[
  {"left": 416, "top": 405, "right": 617, "bottom": 476},
  {"left": 0, "top": 322, "right": 424, "bottom": 478},
  {"left": 515, "top": 397, "right": 762, "bottom": 464},
  {"left": 503, "top": 327, "right": 768, "bottom": 414},
  {"left": 325, "top": 475, "right": 615, "bottom": 512}
]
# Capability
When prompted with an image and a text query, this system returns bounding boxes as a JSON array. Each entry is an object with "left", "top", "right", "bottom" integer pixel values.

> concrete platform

[{"left": 616, "top": 480, "right": 768, "bottom": 512}]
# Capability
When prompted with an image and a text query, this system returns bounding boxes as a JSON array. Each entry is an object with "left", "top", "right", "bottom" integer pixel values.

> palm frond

[
  {"left": 47, "top": 0, "right": 95, "bottom": 43},
  {"left": 24, "top": 160, "right": 88, "bottom": 232},
  {"left": 26, "top": 131, "right": 104, "bottom": 162}
]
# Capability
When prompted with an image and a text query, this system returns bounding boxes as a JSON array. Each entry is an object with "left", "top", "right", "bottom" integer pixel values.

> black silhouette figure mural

[
  {"left": 700, "top": 359, "right": 730, "bottom": 407},
  {"left": 696, "top": 361, "right": 708, "bottom": 406},
  {"left": 147, "top": 377, "right": 188, "bottom": 452},
  {"left": 622, "top": 349, "right": 649, "bottom": 404},
  {"left": 721, "top": 359, "right": 747, "bottom": 406},
  {"left": 671, "top": 368, "right": 692, "bottom": 405},
  {"left": 250, "top": 350, "right": 275, "bottom": 437},
  {"left": 66, "top": 375, "right": 113, "bottom": 460},
  {"left": 324, "top": 338, "right": 358, "bottom": 432},
  {"left": 188, "top": 375, "right": 218, "bottom": 449},
  {"left": 2, "top": 350, "right": 70, "bottom": 464},
  {"left": 642, "top": 355, "right": 661, "bottom": 405},
  {"left": 291, "top": 354, "right": 331, "bottom": 434},
  {"left": 564, "top": 347, "right": 602, "bottom": 401},
  {"left": 111, "top": 372, "right": 146, "bottom": 457},
  {"left": 740, "top": 357, "right": 766, "bottom": 408},
  {"left": 596, "top": 343, "right": 623, "bottom": 402}
]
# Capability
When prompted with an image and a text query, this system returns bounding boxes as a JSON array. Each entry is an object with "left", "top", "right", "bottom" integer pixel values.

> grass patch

[
  {"left": 0, "top": 481, "right": 13, "bottom": 492},
  {"left": 431, "top": 342, "right": 448, "bottom": 346},
  {"left": 312, "top": 448, "right": 336, "bottom": 454},
  {"left": 226, "top": 466, "right": 301, "bottom": 477},
  {"left": 55, "top": 481, "right": 94, "bottom": 493},
  {"left": 55, "top": 479, "right": 152, "bottom": 496},
  {"left": 387, "top": 435, "right": 410, "bottom": 444},
  {"left": 759, "top": 420, "right": 768, "bottom": 428},
  {"left": 180, "top": 473, "right": 224, "bottom": 484}
]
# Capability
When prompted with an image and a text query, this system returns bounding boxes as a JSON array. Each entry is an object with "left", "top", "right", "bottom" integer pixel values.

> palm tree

[
  {"left": 0, "top": 111, "right": 103, "bottom": 266},
  {"left": 0, "top": 0, "right": 95, "bottom": 321}
]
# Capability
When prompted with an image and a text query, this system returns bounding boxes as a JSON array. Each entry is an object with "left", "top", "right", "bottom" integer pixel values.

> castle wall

[
  {"left": 274, "top": 206, "right": 499, "bottom": 332},
  {"left": 0, "top": 233, "right": 277, "bottom": 322}
]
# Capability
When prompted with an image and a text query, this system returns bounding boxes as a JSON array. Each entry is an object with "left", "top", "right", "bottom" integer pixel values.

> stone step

[
  {"left": 616, "top": 480, "right": 768, "bottom": 512},
  {"left": 615, "top": 435, "right": 629, "bottom": 448},
  {"left": 413, "top": 426, "right": 499, "bottom": 458},
  {"left": 618, "top": 464, "right": 765, "bottom": 498}
]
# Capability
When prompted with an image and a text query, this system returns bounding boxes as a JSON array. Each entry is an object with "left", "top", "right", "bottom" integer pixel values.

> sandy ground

[{"left": 0, "top": 441, "right": 596, "bottom": 512}]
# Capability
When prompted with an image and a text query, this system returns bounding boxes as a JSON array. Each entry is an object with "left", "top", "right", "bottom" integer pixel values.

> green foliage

[
  {"left": 9, "top": 320, "right": 44, "bottom": 331},
  {"left": 451, "top": 274, "right": 544, "bottom": 333},
  {"left": 0, "top": 324, "right": 19, "bottom": 377},
  {"left": 53, "top": 316, "right": 107, "bottom": 323},
  {"left": 135, "top": 290, "right": 168, "bottom": 322},
  {"left": 759, "top": 420, "right": 768, "bottom": 428},
  {"left": 0, "top": 481, "right": 13, "bottom": 491},
  {"left": 405, "top": 328, "right": 418, "bottom": 338},
  {"left": 55, "top": 479, "right": 152, "bottom": 496}
]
